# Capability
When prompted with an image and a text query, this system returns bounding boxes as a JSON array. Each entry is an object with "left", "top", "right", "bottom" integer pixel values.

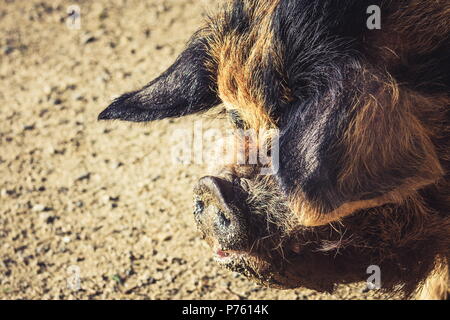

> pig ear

[{"left": 98, "top": 36, "right": 220, "bottom": 122}]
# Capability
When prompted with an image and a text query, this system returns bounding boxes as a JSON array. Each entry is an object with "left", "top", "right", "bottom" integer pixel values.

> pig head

[{"left": 99, "top": 0, "right": 450, "bottom": 298}]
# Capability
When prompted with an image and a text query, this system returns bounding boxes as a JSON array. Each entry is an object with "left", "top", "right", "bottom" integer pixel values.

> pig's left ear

[{"left": 98, "top": 36, "right": 220, "bottom": 122}]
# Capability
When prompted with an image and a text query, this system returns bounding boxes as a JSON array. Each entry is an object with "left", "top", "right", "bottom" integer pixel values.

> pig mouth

[
  {"left": 213, "top": 249, "right": 252, "bottom": 269},
  {"left": 214, "top": 249, "right": 241, "bottom": 260},
  {"left": 211, "top": 242, "right": 310, "bottom": 290}
]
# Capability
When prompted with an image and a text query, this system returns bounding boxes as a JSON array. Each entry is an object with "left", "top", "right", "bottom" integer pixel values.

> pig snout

[{"left": 193, "top": 176, "right": 249, "bottom": 252}]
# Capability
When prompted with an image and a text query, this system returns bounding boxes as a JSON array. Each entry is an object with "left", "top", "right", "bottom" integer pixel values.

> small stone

[
  {"left": 110, "top": 162, "right": 124, "bottom": 169},
  {"left": 45, "top": 216, "right": 57, "bottom": 224},
  {"left": 32, "top": 204, "right": 46, "bottom": 212},
  {"left": 23, "top": 124, "right": 35, "bottom": 131},
  {"left": 75, "top": 201, "right": 84, "bottom": 208},
  {"left": 4, "top": 46, "right": 14, "bottom": 55},
  {"left": 109, "top": 196, "right": 119, "bottom": 202},
  {"left": 153, "top": 271, "right": 164, "bottom": 281},
  {"left": 101, "top": 195, "right": 110, "bottom": 204},
  {"left": 82, "top": 34, "right": 98, "bottom": 44},
  {"left": 75, "top": 173, "right": 91, "bottom": 182},
  {"left": 43, "top": 85, "right": 52, "bottom": 95}
]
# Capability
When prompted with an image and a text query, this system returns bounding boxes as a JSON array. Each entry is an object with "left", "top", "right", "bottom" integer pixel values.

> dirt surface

[{"left": 0, "top": 0, "right": 380, "bottom": 299}]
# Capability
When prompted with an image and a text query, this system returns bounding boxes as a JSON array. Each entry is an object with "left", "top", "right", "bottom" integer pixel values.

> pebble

[
  {"left": 32, "top": 204, "right": 46, "bottom": 212},
  {"left": 152, "top": 271, "right": 164, "bottom": 281},
  {"left": 101, "top": 195, "right": 110, "bottom": 204},
  {"left": 3, "top": 46, "right": 14, "bottom": 55},
  {"left": 83, "top": 36, "right": 98, "bottom": 44}
]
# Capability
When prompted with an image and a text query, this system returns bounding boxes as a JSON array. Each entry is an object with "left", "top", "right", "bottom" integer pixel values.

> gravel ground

[{"left": 0, "top": 0, "right": 384, "bottom": 300}]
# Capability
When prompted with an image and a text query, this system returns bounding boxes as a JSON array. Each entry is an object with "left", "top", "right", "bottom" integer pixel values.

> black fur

[
  {"left": 273, "top": 0, "right": 377, "bottom": 212},
  {"left": 98, "top": 34, "right": 220, "bottom": 122}
]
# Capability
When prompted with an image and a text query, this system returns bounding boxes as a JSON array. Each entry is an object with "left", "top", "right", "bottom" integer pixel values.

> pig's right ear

[{"left": 98, "top": 36, "right": 220, "bottom": 122}]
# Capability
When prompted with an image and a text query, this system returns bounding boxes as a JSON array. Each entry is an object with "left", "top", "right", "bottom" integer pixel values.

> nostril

[
  {"left": 217, "top": 210, "right": 231, "bottom": 228},
  {"left": 194, "top": 199, "right": 205, "bottom": 216}
]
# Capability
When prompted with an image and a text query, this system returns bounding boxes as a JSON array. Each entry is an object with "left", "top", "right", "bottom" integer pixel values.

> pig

[{"left": 98, "top": 0, "right": 450, "bottom": 299}]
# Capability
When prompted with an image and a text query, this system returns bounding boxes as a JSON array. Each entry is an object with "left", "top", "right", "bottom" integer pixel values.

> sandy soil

[{"left": 0, "top": 0, "right": 379, "bottom": 299}]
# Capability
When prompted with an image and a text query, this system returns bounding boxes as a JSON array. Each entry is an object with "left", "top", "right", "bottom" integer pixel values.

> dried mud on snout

[{"left": 0, "top": 0, "right": 388, "bottom": 299}]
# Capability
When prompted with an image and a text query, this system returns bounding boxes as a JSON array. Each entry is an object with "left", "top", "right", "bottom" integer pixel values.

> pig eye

[{"left": 227, "top": 110, "right": 245, "bottom": 129}]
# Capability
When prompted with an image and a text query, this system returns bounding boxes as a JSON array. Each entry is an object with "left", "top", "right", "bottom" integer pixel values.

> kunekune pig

[{"left": 99, "top": 0, "right": 450, "bottom": 299}]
